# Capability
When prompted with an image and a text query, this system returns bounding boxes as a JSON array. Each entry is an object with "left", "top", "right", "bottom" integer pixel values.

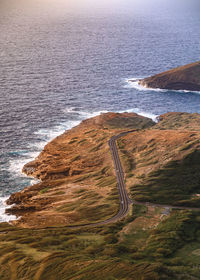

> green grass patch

[
  {"left": 68, "top": 139, "right": 77, "bottom": 144},
  {"left": 96, "top": 176, "right": 116, "bottom": 188},
  {"left": 39, "top": 187, "right": 50, "bottom": 194},
  {"left": 78, "top": 139, "right": 87, "bottom": 144},
  {"left": 130, "top": 150, "right": 200, "bottom": 206},
  {"left": 71, "top": 155, "right": 81, "bottom": 162},
  {"left": 84, "top": 129, "right": 96, "bottom": 135},
  {"left": 54, "top": 191, "right": 65, "bottom": 195},
  {"left": 89, "top": 142, "right": 104, "bottom": 152}
]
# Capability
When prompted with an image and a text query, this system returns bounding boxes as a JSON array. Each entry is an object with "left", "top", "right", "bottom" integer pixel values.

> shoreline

[
  {"left": 127, "top": 78, "right": 200, "bottom": 95},
  {"left": 137, "top": 61, "right": 200, "bottom": 92},
  {"left": 3, "top": 112, "right": 156, "bottom": 227},
  {"left": 3, "top": 110, "right": 200, "bottom": 226},
  {"left": 0, "top": 197, "right": 17, "bottom": 223},
  {"left": 1, "top": 109, "right": 159, "bottom": 223}
]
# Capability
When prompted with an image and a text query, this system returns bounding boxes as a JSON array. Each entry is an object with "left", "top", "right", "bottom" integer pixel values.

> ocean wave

[
  {"left": 0, "top": 197, "right": 17, "bottom": 223},
  {"left": 34, "top": 120, "right": 81, "bottom": 140},
  {"left": 119, "top": 108, "right": 159, "bottom": 122},
  {"left": 8, "top": 151, "right": 41, "bottom": 179},
  {"left": 125, "top": 78, "right": 200, "bottom": 95},
  {"left": 7, "top": 107, "right": 158, "bottom": 182},
  {"left": 124, "top": 78, "right": 167, "bottom": 92},
  {"left": 4, "top": 107, "right": 157, "bottom": 222},
  {"left": 8, "top": 109, "right": 108, "bottom": 184},
  {"left": 63, "top": 107, "right": 109, "bottom": 119}
]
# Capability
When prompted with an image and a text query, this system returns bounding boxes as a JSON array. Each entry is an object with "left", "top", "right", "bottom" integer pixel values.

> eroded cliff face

[
  {"left": 138, "top": 61, "right": 200, "bottom": 91},
  {"left": 6, "top": 112, "right": 200, "bottom": 228}
]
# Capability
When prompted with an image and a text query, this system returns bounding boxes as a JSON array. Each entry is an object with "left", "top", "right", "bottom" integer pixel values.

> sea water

[{"left": 0, "top": 0, "right": 200, "bottom": 221}]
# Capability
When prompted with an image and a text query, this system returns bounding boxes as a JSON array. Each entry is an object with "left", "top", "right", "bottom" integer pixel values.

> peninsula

[
  {"left": 138, "top": 61, "right": 200, "bottom": 91},
  {"left": 1, "top": 112, "right": 200, "bottom": 280}
]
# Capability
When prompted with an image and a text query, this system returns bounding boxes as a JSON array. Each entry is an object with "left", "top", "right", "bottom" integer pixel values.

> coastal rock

[
  {"left": 138, "top": 61, "right": 200, "bottom": 91},
  {"left": 22, "top": 112, "right": 154, "bottom": 181},
  {"left": 6, "top": 112, "right": 200, "bottom": 228},
  {"left": 7, "top": 112, "right": 155, "bottom": 228}
]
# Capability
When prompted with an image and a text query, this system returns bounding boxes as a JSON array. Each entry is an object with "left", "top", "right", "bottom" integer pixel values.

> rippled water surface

[{"left": 0, "top": 1, "right": 200, "bottom": 205}]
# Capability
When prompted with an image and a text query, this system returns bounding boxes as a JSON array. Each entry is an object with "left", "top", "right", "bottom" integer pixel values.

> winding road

[
  {"left": 91, "top": 131, "right": 135, "bottom": 225},
  {"left": 67, "top": 130, "right": 135, "bottom": 228},
  {"left": 68, "top": 129, "right": 200, "bottom": 228}
]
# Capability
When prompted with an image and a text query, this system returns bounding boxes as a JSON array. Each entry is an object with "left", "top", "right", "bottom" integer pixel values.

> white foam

[
  {"left": 8, "top": 109, "right": 108, "bottom": 182},
  {"left": 64, "top": 106, "right": 158, "bottom": 123},
  {"left": 124, "top": 78, "right": 167, "bottom": 92},
  {"left": 34, "top": 120, "right": 80, "bottom": 140},
  {"left": 9, "top": 151, "right": 40, "bottom": 179},
  {"left": 63, "top": 107, "right": 78, "bottom": 114},
  {"left": 8, "top": 107, "right": 158, "bottom": 181},
  {"left": 0, "top": 197, "right": 17, "bottom": 223},
  {"left": 63, "top": 107, "right": 109, "bottom": 119},
  {"left": 181, "top": 89, "right": 200, "bottom": 95},
  {"left": 125, "top": 78, "right": 200, "bottom": 95},
  {"left": 78, "top": 110, "right": 109, "bottom": 119},
  {"left": 5, "top": 107, "right": 158, "bottom": 223},
  {"left": 8, "top": 120, "right": 81, "bottom": 179},
  {"left": 119, "top": 108, "right": 159, "bottom": 123}
]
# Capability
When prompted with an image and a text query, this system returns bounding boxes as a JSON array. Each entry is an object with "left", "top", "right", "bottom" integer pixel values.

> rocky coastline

[
  {"left": 138, "top": 61, "right": 200, "bottom": 91},
  {"left": 5, "top": 112, "right": 200, "bottom": 228}
]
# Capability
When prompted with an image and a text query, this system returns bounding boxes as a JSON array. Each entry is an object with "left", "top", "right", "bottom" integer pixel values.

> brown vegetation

[
  {"left": 118, "top": 112, "right": 200, "bottom": 206},
  {"left": 7, "top": 112, "right": 154, "bottom": 228},
  {"left": 1, "top": 112, "right": 200, "bottom": 279}
]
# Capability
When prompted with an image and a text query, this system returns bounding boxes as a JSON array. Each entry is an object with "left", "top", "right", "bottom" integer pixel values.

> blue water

[{"left": 0, "top": 1, "right": 200, "bottom": 205}]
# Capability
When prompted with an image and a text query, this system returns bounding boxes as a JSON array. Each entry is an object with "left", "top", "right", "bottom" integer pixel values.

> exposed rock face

[{"left": 139, "top": 61, "right": 200, "bottom": 91}]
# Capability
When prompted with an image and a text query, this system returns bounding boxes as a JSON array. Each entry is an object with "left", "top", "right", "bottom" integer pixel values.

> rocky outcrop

[
  {"left": 6, "top": 112, "right": 155, "bottom": 228},
  {"left": 21, "top": 112, "right": 154, "bottom": 181},
  {"left": 138, "top": 61, "right": 200, "bottom": 91},
  {"left": 6, "top": 112, "right": 200, "bottom": 228}
]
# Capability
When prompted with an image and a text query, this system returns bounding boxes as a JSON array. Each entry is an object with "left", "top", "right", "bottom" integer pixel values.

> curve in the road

[
  {"left": 68, "top": 129, "right": 200, "bottom": 228},
  {"left": 43, "top": 129, "right": 200, "bottom": 230}
]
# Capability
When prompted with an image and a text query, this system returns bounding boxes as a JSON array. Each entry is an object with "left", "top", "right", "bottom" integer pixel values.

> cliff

[
  {"left": 1, "top": 112, "right": 200, "bottom": 280},
  {"left": 139, "top": 61, "right": 200, "bottom": 91},
  {"left": 6, "top": 112, "right": 200, "bottom": 228},
  {"left": 6, "top": 112, "right": 154, "bottom": 228}
]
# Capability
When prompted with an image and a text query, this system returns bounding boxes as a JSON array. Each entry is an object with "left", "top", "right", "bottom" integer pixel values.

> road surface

[
  {"left": 61, "top": 130, "right": 200, "bottom": 229},
  {"left": 66, "top": 130, "right": 136, "bottom": 228}
]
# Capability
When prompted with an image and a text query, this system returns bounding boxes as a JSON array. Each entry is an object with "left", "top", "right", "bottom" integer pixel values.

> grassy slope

[
  {"left": 130, "top": 149, "right": 200, "bottom": 206},
  {"left": 1, "top": 112, "right": 200, "bottom": 279},
  {"left": 7, "top": 113, "right": 154, "bottom": 228},
  {"left": 118, "top": 113, "right": 200, "bottom": 207},
  {"left": 0, "top": 207, "right": 200, "bottom": 279}
]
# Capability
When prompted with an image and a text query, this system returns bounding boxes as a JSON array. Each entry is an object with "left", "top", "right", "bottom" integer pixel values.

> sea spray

[{"left": 0, "top": 197, "right": 17, "bottom": 223}]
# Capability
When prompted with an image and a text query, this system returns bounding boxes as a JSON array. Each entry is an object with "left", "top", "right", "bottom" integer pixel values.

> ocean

[{"left": 0, "top": 0, "right": 200, "bottom": 221}]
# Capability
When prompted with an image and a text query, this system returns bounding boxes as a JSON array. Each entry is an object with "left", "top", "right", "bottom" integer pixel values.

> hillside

[
  {"left": 6, "top": 112, "right": 154, "bottom": 228},
  {"left": 1, "top": 112, "right": 200, "bottom": 280},
  {"left": 138, "top": 61, "right": 200, "bottom": 91},
  {"left": 118, "top": 112, "right": 200, "bottom": 207}
]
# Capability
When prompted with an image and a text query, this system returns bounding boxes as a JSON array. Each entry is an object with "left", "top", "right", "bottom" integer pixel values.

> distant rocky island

[{"left": 138, "top": 61, "right": 200, "bottom": 91}]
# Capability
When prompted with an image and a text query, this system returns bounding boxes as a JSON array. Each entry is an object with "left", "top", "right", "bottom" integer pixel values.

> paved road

[
  {"left": 65, "top": 129, "right": 200, "bottom": 228},
  {"left": 66, "top": 130, "right": 140, "bottom": 228}
]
